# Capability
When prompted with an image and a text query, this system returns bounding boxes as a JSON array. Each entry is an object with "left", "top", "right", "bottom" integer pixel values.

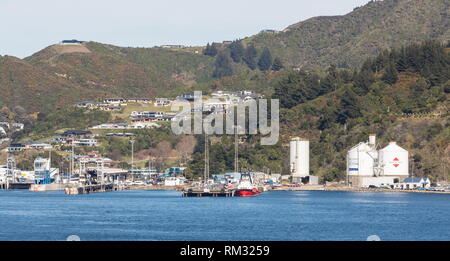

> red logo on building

[{"left": 393, "top": 157, "right": 399, "bottom": 168}]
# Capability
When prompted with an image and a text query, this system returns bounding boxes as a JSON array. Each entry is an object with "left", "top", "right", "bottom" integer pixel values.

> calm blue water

[{"left": 0, "top": 190, "right": 449, "bottom": 241}]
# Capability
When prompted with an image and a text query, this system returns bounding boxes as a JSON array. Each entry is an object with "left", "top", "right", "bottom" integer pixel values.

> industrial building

[
  {"left": 289, "top": 137, "right": 315, "bottom": 183},
  {"left": 347, "top": 135, "right": 409, "bottom": 187}
]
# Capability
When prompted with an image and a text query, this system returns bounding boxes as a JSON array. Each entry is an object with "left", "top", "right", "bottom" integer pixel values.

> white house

[
  {"left": 73, "top": 139, "right": 98, "bottom": 147},
  {"left": 26, "top": 143, "right": 53, "bottom": 150},
  {"left": 164, "top": 177, "right": 187, "bottom": 186},
  {"left": 394, "top": 177, "right": 431, "bottom": 190},
  {"left": 154, "top": 98, "right": 172, "bottom": 107}
]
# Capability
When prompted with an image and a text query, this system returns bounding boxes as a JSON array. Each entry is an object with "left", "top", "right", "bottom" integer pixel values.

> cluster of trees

[
  {"left": 273, "top": 65, "right": 353, "bottom": 109},
  {"left": 189, "top": 40, "right": 449, "bottom": 181},
  {"left": 205, "top": 40, "right": 284, "bottom": 78}
]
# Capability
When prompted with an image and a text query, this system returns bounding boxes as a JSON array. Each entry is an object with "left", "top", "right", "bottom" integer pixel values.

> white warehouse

[
  {"left": 347, "top": 135, "right": 409, "bottom": 187},
  {"left": 290, "top": 137, "right": 309, "bottom": 182}
]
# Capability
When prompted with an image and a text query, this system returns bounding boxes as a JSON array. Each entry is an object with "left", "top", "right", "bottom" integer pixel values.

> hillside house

[
  {"left": 103, "top": 98, "right": 127, "bottom": 105},
  {"left": 12, "top": 123, "right": 24, "bottom": 130},
  {"left": 127, "top": 98, "right": 151, "bottom": 103},
  {"left": 61, "top": 39, "right": 84, "bottom": 45},
  {"left": 73, "top": 139, "right": 98, "bottom": 147},
  {"left": 154, "top": 98, "right": 172, "bottom": 107},
  {"left": 8, "top": 143, "right": 26, "bottom": 152},
  {"left": 26, "top": 143, "right": 53, "bottom": 150},
  {"left": 176, "top": 94, "right": 196, "bottom": 102}
]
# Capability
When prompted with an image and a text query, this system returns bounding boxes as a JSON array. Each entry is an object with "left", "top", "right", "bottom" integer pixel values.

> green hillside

[
  {"left": 1, "top": 0, "right": 449, "bottom": 114},
  {"left": 246, "top": 0, "right": 450, "bottom": 68},
  {"left": 187, "top": 41, "right": 450, "bottom": 181}
]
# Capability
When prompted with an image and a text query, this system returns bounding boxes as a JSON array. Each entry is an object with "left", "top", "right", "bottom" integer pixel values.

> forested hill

[
  {"left": 246, "top": 0, "right": 450, "bottom": 68},
  {"left": 187, "top": 41, "right": 449, "bottom": 182},
  {"left": 273, "top": 40, "right": 450, "bottom": 181},
  {"left": 1, "top": 0, "right": 449, "bottom": 114},
  {"left": 0, "top": 42, "right": 214, "bottom": 113}
]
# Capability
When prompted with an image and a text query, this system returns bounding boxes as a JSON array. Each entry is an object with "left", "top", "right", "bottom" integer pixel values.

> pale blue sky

[{"left": 0, "top": 0, "right": 369, "bottom": 58}]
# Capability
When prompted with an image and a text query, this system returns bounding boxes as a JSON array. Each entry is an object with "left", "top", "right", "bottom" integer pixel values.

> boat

[
  {"left": 235, "top": 172, "right": 260, "bottom": 197},
  {"left": 29, "top": 157, "right": 64, "bottom": 192}
]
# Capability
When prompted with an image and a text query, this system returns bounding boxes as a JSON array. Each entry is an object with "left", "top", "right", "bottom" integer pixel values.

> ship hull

[
  {"left": 235, "top": 189, "right": 259, "bottom": 197},
  {"left": 29, "top": 183, "right": 65, "bottom": 192}
]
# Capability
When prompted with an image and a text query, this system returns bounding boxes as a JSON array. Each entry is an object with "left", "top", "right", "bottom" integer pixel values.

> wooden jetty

[
  {"left": 65, "top": 184, "right": 121, "bottom": 194},
  {"left": 182, "top": 189, "right": 235, "bottom": 197}
]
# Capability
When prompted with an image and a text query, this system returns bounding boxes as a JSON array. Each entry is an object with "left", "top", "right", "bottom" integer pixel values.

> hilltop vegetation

[
  {"left": 1, "top": 0, "right": 448, "bottom": 113},
  {"left": 246, "top": 0, "right": 450, "bottom": 68}
]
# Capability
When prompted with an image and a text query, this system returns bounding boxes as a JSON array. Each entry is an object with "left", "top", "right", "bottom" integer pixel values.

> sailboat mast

[
  {"left": 204, "top": 134, "right": 209, "bottom": 182},
  {"left": 234, "top": 126, "right": 239, "bottom": 173}
]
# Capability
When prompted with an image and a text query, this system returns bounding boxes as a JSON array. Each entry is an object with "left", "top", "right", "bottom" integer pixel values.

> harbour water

[{"left": 0, "top": 190, "right": 449, "bottom": 241}]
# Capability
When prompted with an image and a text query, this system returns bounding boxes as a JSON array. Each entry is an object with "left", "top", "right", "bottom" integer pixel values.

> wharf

[
  {"left": 182, "top": 189, "right": 235, "bottom": 197},
  {"left": 0, "top": 182, "right": 33, "bottom": 190},
  {"left": 65, "top": 184, "right": 120, "bottom": 194}
]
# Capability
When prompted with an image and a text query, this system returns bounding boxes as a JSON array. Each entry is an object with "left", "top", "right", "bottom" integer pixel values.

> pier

[
  {"left": 182, "top": 189, "right": 235, "bottom": 197},
  {"left": 0, "top": 182, "right": 32, "bottom": 190},
  {"left": 65, "top": 184, "right": 122, "bottom": 194}
]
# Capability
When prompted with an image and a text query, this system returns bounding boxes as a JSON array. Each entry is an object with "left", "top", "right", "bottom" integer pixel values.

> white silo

[
  {"left": 346, "top": 135, "right": 379, "bottom": 186},
  {"left": 347, "top": 142, "right": 377, "bottom": 176},
  {"left": 379, "top": 142, "right": 408, "bottom": 176},
  {"left": 290, "top": 137, "right": 309, "bottom": 180}
]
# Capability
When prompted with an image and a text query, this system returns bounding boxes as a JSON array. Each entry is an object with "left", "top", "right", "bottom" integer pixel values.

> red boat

[
  {"left": 234, "top": 188, "right": 260, "bottom": 197},
  {"left": 235, "top": 172, "right": 260, "bottom": 197}
]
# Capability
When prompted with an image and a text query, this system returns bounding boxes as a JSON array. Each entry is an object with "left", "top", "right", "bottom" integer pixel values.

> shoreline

[
  {"left": 129, "top": 185, "right": 450, "bottom": 194},
  {"left": 271, "top": 185, "right": 450, "bottom": 194}
]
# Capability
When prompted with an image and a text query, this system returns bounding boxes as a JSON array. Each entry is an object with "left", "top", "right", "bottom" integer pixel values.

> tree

[
  {"left": 272, "top": 71, "right": 321, "bottom": 109},
  {"left": 176, "top": 136, "right": 197, "bottom": 164},
  {"left": 271, "top": 57, "right": 284, "bottom": 71},
  {"left": 203, "top": 43, "right": 218, "bottom": 56},
  {"left": 229, "top": 40, "right": 245, "bottom": 63},
  {"left": 382, "top": 61, "right": 398, "bottom": 84},
  {"left": 336, "top": 87, "right": 361, "bottom": 124},
  {"left": 258, "top": 47, "right": 273, "bottom": 71},
  {"left": 213, "top": 51, "right": 234, "bottom": 78},
  {"left": 243, "top": 44, "right": 258, "bottom": 70},
  {"left": 353, "top": 69, "right": 374, "bottom": 95}
]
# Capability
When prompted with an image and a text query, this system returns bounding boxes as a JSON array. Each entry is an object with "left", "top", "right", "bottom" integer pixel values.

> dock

[
  {"left": 0, "top": 182, "right": 32, "bottom": 190},
  {"left": 182, "top": 189, "right": 235, "bottom": 197},
  {"left": 65, "top": 184, "right": 121, "bottom": 194}
]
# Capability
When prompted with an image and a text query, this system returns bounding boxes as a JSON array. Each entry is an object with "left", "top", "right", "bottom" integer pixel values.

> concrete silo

[
  {"left": 347, "top": 135, "right": 410, "bottom": 187},
  {"left": 379, "top": 142, "right": 409, "bottom": 177},
  {"left": 290, "top": 137, "right": 309, "bottom": 182},
  {"left": 346, "top": 135, "right": 379, "bottom": 186}
]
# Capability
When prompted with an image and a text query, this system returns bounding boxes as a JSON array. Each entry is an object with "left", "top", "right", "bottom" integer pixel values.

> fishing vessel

[{"left": 234, "top": 172, "right": 260, "bottom": 197}]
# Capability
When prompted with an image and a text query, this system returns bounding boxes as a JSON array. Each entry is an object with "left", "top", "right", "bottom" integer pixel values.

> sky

[{"left": 0, "top": 0, "right": 370, "bottom": 58}]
